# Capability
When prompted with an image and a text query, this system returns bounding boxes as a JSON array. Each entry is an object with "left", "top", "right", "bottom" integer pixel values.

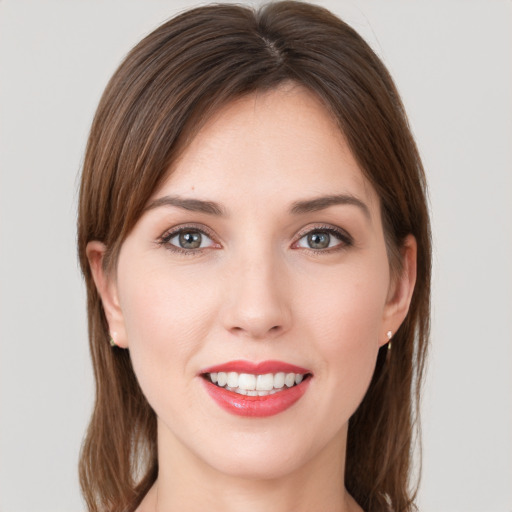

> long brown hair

[{"left": 77, "top": 2, "right": 431, "bottom": 511}]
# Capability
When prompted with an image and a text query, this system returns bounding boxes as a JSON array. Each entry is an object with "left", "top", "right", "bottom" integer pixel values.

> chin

[
  {"left": 192, "top": 425, "right": 340, "bottom": 482},
  {"left": 205, "top": 448, "right": 307, "bottom": 481}
]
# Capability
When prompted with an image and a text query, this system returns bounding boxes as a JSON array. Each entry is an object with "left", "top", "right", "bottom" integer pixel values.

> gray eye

[
  {"left": 166, "top": 229, "right": 214, "bottom": 250},
  {"left": 307, "top": 232, "right": 330, "bottom": 249},
  {"left": 296, "top": 228, "right": 346, "bottom": 251},
  {"left": 179, "top": 230, "right": 202, "bottom": 249}
]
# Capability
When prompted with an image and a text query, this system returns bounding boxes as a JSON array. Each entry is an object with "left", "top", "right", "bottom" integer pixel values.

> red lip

[
  {"left": 201, "top": 377, "right": 310, "bottom": 417},
  {"left": 201, "top": 359, "right": 310, "bottom": 375},
  {"left": 200, "top": 360, "right": 312, "bottom": 418}
]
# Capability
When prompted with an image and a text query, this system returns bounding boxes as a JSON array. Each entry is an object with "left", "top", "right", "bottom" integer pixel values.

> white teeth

[
  {"left": 207, "top": 370, "right": 308, "bottom": 393},
  {"left": 238, "top": 373, "right": 256, "bottom": 391},
  {"left": 274, "top": 372, "right": 285, "bottom": 389},
  {"left": 256, "top": 373, "right": 274, "bottom": 391},
  {"left": 284, "top": 373, "right": 295, "bottom": 387},
  {"left": 227, "top": 372, "right": 238, "bottom": 388},
  {"left": 217, "top": 372, "right": 227, "bottom": 387}
]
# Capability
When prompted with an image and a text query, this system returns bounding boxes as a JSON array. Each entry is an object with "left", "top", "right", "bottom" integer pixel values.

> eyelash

[
  {"left": 293, "top": 225, "right": 353, "bottom": 254},
  {"left": 157, "top": 224, "right": 353, "bottom": 255},
  {"left": 157, "top": 224, "right": 219, "bottom": 256}
]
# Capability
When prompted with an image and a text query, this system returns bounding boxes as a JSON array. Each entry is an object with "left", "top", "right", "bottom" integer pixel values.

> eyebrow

[
  {"left": 145, "top": 193, "right": 370, "bottom": 219},
  {"left": 290, "top": 194, "right": 370, "bottom": 219},
  {"left": 144, "top": 195, "right": 226, "bottom": 216}
]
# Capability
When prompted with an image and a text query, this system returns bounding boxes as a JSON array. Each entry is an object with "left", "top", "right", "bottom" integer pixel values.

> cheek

[
  {"left": 304, "top": 255, "right": 389, "bottom": 344},
  {"left": 316, "top": 286, "right": 383, "bottom": 376},
  {"left": 300, "top": 258, "right": 389, "bottom": 409},
  {"left": 116, "top": 260, "right": 219, "bottom": 400}
]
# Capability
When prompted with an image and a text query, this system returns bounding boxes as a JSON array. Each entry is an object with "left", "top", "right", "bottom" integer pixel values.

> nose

[{"left": 220, "top": 249, "right": 292, "bottom": 340}]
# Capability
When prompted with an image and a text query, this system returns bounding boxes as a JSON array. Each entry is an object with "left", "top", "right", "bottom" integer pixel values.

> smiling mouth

[
  {"left": 200, "top": 360, "right": 312, "bottom": 417},
  {"left": 203, "top": 371, "right": 311, "bottom": 396}
]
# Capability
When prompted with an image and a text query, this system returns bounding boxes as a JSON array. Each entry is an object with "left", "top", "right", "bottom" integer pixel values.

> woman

[{"left": 77, "top": 2, "right": 431, "bottom": 511}]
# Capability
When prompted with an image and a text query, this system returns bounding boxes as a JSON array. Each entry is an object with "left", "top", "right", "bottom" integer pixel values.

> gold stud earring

[{"left": 109, "top": 334, "right": 117, "bottom": 347}]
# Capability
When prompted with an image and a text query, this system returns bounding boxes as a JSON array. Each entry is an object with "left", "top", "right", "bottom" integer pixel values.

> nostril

[{"left": 228, "top": 323, "right": 284, "bottom": 339}]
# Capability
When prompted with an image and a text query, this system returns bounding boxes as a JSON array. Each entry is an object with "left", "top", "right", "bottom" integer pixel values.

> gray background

[{"left": 1, "top": 1, "right": 511, "bottom": 511}]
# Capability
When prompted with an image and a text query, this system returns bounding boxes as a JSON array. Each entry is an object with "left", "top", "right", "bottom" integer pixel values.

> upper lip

[{"left": 200, "top": 359, "right": 311, "bottom": 375}]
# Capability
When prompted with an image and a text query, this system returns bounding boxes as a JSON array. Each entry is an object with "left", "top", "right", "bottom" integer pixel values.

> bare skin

[{"left": 88, "top": 83, "right": 416, "bottom": 512}]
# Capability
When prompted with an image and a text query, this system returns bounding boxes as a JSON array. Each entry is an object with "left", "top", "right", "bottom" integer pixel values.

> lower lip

[{"left": 202, "top": 377, "right": 310, "bottom": 417}]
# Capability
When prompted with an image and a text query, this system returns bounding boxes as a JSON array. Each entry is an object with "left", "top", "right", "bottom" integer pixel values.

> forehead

[{"left": 157, "top": 84, "right": 378, "bottom": 213}]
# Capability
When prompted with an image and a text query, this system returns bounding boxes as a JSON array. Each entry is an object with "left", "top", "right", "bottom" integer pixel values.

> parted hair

[{"left": 77, "top": 2, "right": 431, "bottom": 511}]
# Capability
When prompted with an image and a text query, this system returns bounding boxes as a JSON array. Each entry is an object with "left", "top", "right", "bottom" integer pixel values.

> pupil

[
  {"left": 179, "top": 231, "right": 201, "bottom": 249},
  {"left": 308, "top": 232, "right": 330, "bottom": 249}
]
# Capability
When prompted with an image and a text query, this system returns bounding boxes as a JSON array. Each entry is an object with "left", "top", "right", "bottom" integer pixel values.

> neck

[{"left": 138, "top": 420, "right": 362, "bottom": 512}]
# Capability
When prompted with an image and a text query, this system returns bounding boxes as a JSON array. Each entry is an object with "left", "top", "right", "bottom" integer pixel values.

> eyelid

[
  {"left": 292, "top": 224, "right": 353, "bottom": 251},
  {"left": 157, "top": 223, "right": 221, "bottom": 253},
  {"left": 157, "top": 222, "right": 352, "bottom": 254}
]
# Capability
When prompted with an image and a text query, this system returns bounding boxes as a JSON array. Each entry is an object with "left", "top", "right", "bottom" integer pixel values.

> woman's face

[{"left": 91, "top": 84, "right": 415, "bottom": 480}]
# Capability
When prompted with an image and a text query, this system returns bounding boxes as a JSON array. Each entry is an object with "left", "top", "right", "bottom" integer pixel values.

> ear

[
  {"left": 86, "top": 241, "right": 128, "bottom": 348},
  {"left": 380, "top": 234, "right": 417, "bottom": 346}
]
